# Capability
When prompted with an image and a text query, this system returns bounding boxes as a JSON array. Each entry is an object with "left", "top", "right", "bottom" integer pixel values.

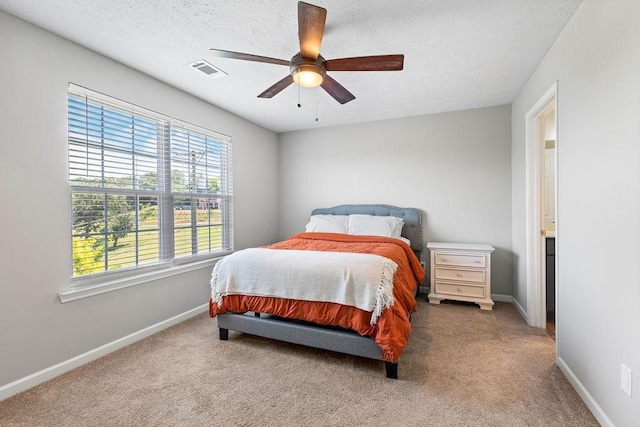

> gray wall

[
  {"left": 0, "top": 11, "right": 279, "bottom": 388},
  {"left": 278, "top": 106, "right": 513, "bottom": 295},
  {"left": 511, "top": 0, "right": 639, "bottom": 424}
]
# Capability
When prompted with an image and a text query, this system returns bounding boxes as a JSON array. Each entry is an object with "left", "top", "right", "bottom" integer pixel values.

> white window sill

[{"left": 58, "top": 257, "right": 224, "bottom": 303}]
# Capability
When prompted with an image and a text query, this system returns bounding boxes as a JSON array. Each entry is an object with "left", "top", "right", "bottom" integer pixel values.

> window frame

[{"left": 65, "top": 83, "right": 233, "bottom": 296}]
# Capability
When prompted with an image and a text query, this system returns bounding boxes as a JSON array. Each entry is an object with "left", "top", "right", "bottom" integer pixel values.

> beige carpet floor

[{"left": 0, "top": 299, "right": 598, "bottom": 426}]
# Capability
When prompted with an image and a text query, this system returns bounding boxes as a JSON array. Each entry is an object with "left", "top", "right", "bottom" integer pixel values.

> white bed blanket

[{"left": 210, "top": 248, "right": 398, "bottom": 324}]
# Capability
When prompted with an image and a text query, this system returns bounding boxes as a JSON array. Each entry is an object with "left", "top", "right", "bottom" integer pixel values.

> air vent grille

[{"left": 188, "top": 60, "right": 227, "bottom": 78}]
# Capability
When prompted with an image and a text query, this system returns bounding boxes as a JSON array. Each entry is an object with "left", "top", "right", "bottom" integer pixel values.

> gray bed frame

[{"left": 217, "top": 204, "right": 423, "bottom": 379}]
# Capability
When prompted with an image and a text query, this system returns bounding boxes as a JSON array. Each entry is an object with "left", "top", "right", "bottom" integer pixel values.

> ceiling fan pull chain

[
  {"left": 315, "top": 90, "right": 319, "bottom": 122},
  {"left": 298, "top": 85, "right": 301, "bottom": 108}
]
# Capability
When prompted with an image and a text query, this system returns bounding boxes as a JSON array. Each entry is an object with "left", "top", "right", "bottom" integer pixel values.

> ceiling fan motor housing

[{"left": 290, "top": 53, "right": 326, "bottom": 87}]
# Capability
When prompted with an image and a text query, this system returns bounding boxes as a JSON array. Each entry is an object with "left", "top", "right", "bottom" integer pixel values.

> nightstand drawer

[
  {"left": 435, "top": 282, "right": 485, "bottom": 298},
  {"left": 434, "top": 267, "right": 485, "bottom": 283},
  {"left": 433, "top": 252, "right": 485, "bottom": 268}
]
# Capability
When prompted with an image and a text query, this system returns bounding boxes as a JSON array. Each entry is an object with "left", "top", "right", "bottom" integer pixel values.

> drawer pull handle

[
  {"left": 441, "top": 257, "right": 447, "bottom": 261},
  {"left": 473, "top": 260, "right": 480, "bottom": 263},
  {"left": 457, "top": 273, "right": 463, "bottom": 277},
  {"left": 457, "top": 288, "right": 462, "bottom": 292}
]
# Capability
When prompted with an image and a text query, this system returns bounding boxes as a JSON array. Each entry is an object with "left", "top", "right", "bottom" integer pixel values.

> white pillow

[
  {"left": 347, "top": 214, "right": 404, "bottom": 239},
  {"left": 305, "top": 215, "right": 349, "bottom": 234}
]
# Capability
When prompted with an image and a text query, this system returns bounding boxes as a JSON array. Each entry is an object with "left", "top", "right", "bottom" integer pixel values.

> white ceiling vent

[{"left": 188, "top": 60, "right": 227, "bottom": 78}]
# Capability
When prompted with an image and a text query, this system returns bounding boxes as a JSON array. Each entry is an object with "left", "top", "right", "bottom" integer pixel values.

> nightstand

[{"left": 427, "top": 242, "right": 495, "bottom": 310}]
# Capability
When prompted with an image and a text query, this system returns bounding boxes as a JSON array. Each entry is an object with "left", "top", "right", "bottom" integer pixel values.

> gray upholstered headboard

[{"left": 310, "top": 204, "right": 423, "bottom": 258}]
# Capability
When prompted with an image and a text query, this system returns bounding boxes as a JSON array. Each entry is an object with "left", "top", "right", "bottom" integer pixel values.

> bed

[{"left": 209, "top": 204, "right": 424, "bottom": 379}]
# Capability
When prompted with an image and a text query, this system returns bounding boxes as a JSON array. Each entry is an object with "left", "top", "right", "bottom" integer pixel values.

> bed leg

[
  {"left": 219, "top": 328, "right": 229, "bottom": 340},
  {"left": 385, "top": 362, "right": 398, "bottom": 379}
]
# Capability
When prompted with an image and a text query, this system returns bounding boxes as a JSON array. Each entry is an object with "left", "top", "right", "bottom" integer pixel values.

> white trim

[
  {"left": 512, "top": 297, "right": 527, "bottom": 322},
  {"left": 557, "top": 357, "right": 614, "bottom": 427},
  {"left": 491, "top": 293, "right": 513, "bottom": 303},
  {"left": 0, "top": 304, "right": 209, "bottom": 401},
  {"left": 525, "top": 81, "right": 557, "bottom": 328},
  {"left": 60, "top": 257, "right": 221, "bottom": 303}
]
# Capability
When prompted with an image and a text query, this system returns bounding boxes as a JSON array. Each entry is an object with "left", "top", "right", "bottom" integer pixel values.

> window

[{"left": 68, "top": 84, "right": 232, "bottom": 279}]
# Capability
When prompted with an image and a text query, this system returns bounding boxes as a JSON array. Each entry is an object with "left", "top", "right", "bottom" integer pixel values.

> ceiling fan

[{"left": 210, "top": 1, "right": 404, "bottom": 104}]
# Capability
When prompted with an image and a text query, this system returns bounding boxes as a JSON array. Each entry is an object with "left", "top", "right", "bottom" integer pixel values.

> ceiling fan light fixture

[{"left": 292, "top": 63, "right": 325, "bottom": 88}]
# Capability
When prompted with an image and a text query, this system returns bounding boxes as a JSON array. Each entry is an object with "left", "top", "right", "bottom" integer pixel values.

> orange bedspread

[{"left": 209, "top": 232, "right": 425, "bottom": 362}]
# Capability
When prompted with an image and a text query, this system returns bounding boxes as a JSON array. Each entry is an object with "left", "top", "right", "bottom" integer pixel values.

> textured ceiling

[{"left": 0, "top": 0, "right": 582, "bottom": 133}]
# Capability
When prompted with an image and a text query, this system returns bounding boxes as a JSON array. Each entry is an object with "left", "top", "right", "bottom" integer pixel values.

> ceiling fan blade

[
  {"left": 210, "top": 49, "right": 290, "bottom": 66},
  {"left": 298, "top": 2, "right": 327, "bottom": 59},
  {"left": 258, "top": 75, "right": 295, "bottom": 98},
  {"left": 320, "top": 75, "right": 355, "bottom": 104},
  {"left": 325, "top": 55, "right": 405, "bottom": 72}
]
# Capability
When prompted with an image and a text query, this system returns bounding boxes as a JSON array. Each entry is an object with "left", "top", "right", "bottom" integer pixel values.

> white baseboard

[
  {"left": 0, "top": 303, "right": 209, "bottom": 401},
  {"left": 512, "top": 297, "right": 527, "bottom": 322},
  {"left": 557, "top": 356, "right": 614, "bottom": 427},
  {"left": 491, "top": 293, "right": 513, "bottom": 303}
]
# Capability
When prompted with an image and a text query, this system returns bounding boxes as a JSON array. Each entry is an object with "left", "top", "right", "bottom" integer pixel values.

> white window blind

[{"left": 68, "top": 84, "right": 233, "bottom": 279}]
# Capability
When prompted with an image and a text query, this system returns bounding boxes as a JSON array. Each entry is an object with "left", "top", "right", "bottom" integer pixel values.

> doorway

[
  {"left": 542, "top": 108, "right": 556, "bottom": 340},
  {"left": 525, "top": 82, "right": 558, "bottom": 333}
]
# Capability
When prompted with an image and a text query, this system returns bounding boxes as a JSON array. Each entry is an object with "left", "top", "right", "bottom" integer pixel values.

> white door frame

[{"left": 525, "top": 82, "right": 557, "bottom": 328}]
